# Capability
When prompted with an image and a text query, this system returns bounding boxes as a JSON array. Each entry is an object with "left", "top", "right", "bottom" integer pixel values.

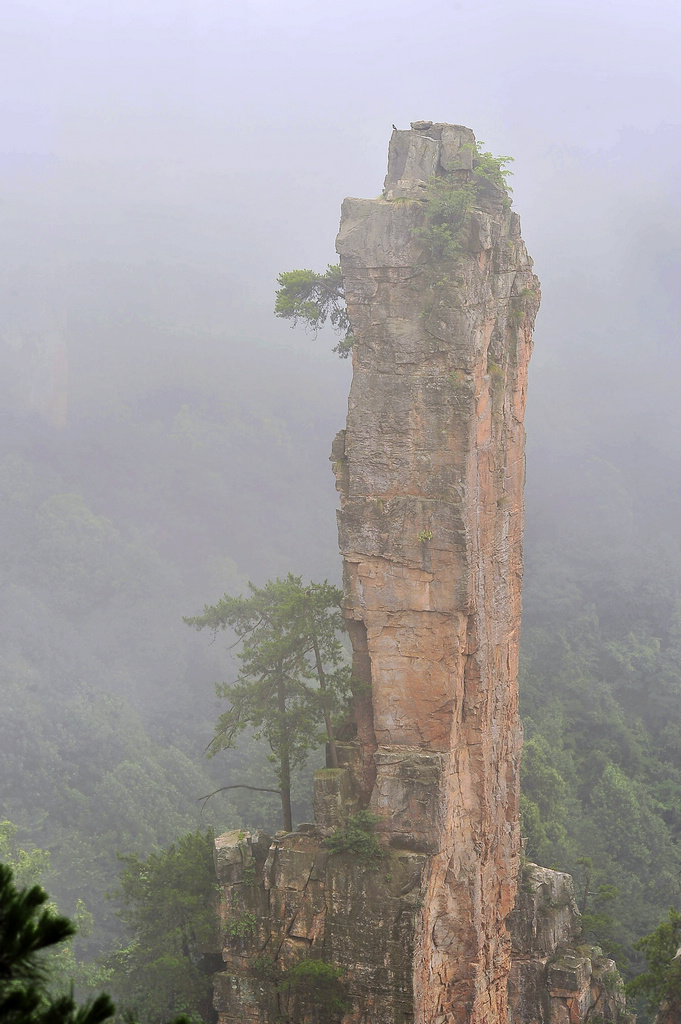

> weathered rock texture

[
  {"left": 332, "top": 120, "right": 539, "bottom": 1024},
  {"left": 214, "top": 121, "right": 547, "bottom": 1024},
  {"left": 212, "top": 831, "right": 627, "bottom": 1024},
  {"left": 213, "top": 822, "right": 426, "bottom": 1024},
  {"left": 507, "top": 864, "right": 627, "bottom": 1024}
]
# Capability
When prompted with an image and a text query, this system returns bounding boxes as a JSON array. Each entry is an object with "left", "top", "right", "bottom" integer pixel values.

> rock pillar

[
  {"left": 211, "top": 121, "right": 543, "bottom": 1024},
  {"left": 332, "top": 121, "right": 540, "bottom": 1024}
]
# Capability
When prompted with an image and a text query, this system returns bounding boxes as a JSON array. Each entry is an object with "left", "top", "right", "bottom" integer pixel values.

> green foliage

[
  {"left": 581, "top": 885, "right": 624, "bottom": 963},
  {"left": 226, "top": 908, "right": 256, "bottom": 942},
  {"left": 250, "top": 954, "right": 276, "bottom": 981},
  {"left": 519, "top": 436, "right": 681, "bottom": 998},
  {"left": 324, "top": 811, "right": 384, "bottom": 861},
  {"left": 417, "top": 143, "right": 513, "bottom": 261},
  {"left": 520, "top": 606, "right": 681, "bottom": 973},
  {"left": 417, "top": 178, "right": 475, "bottom": 260},
  {"left": 0, "top": 822, "right": 109, "bottom": 997},
  {"left": 282, "top": 959, "right": 347, "bottom": 1020},
  {"left": 626, "top": 909, "right": 681, "bottom": 1015},
  {"left": 274, "top": 264, "right": 353, "bottom": 357},
  {"left": 106, "top": 831, "right": 218, "bottom": 1024},
  {"left": 465, "top": 142, "right": 514, "bottom": 192},
  {"left": 519, "top": 738, "right": 569, "bottom": 864},
  {"left": 0, "top": 443, "right": 254, "bottom": 963},
  {"left": 487, "top": 360, "right": 505, "bottom": 382},
  {"left": 0, "top": 862, "right": 115, "bottom": 1024},
  {"left": 0, "top": 364, "right": 342, "bottom": 958},
  {"left": 417, "top": 529, "right": 433, "bottom": 542},
  {"left": 0, "top": 822, "right": 51, "bottom": 890},
  {"left": 241, "top": 859, "right": 256, "bottom": 889},
  {"left": 602, "top": 968, "right": 624, "bottom": 995},
  {"left": 185, "top": 575, "right": 351, "bottom": 831}
]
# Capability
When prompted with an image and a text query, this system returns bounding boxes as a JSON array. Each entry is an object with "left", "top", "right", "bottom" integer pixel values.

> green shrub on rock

[{"left": 324, "top": 811, "right": 384, "bottom": 861}]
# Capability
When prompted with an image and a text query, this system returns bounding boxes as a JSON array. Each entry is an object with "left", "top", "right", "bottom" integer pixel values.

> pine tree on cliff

[
  {"left": 274, "top": 264, "right": 353, "bottom": 357},
  {"left": 185, "top": 575, "right": 351, "bottom": 832},
  {"left": 274, "top": 144, "right": 512, "bottom": 361}
]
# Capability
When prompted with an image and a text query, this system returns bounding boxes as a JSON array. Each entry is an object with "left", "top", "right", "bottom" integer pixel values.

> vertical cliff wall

[
  {"left": 213, "top": 121, "right": 545, "bottom": 1024},
  {"left": 332, "top": 120, "right": 539, "bottom": 1024}
]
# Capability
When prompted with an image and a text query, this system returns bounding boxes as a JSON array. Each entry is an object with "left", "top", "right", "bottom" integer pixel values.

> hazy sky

[{"left": 1, "top": 0, "right": 680, "bottom": 369}]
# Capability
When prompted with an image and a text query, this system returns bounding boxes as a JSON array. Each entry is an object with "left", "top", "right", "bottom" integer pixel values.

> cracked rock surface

[
  {"left": 214, "top": 121, "right": 547, "bottom": 1024},
  {"left": 334, "top": 121, "right": 539, "bottom": 1024}
]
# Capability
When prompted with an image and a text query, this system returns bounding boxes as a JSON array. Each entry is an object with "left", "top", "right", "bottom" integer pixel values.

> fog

[
  {"left": 1, "top": 0, "right": 681, "bottom": 995},
  {"left": 3, "top": 0, "right": 680, "bottom": 347}
]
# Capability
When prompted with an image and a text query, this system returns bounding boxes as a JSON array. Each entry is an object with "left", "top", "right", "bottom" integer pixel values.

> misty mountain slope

[
  {"left": 520, "top": 324, "right": 681, "bottom": 980},
  {"left": 0, "top": 335, "right": 349, "bottom": 957}
]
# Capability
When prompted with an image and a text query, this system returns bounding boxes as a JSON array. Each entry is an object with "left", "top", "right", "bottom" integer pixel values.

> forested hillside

[
  {"left": 521, "top": 352, "right": 681, "bottom": 983},
  {"left": 518, "top": 172, "right": 681, "bottom": 992}
]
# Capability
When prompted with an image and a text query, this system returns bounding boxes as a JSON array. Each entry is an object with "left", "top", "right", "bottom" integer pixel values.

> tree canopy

[
  {"left": 626, "top": 908, "right": 681, "bottom": 1016},
  {"left": 274, "top": 265, "right": 353, "bottom": 358},
  {"left": 105, "top": 832, "right": 218, "bottom": 1024},
  {"left": 185, "top": 575, "right": 351, "bottom": 831},
  {"left": 0, "top": 863, "right": 115, "bottom": 1024}
]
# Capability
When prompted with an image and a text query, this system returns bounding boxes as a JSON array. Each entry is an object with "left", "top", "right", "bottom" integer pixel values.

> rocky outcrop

[
  {"left": 213, "top": 120, "right": 543, "bottom": 1023},
  {"left": 213, "top": 823, "right": 424, "bottom": 1024},
  {"left": 508, "top": 863, "right": 628, "bottom": 1024},
  {"left": 332, "top": 120, "right": 539, "bottom": 1024},
  {"left": 212, "top": 830, "right": 627, "bottom": 1024}
]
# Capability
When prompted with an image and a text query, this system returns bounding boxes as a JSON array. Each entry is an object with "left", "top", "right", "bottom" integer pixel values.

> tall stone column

[
  {"left": 211, "top": 121, "right": 541, "bottom": 1024},
  {"left": 333, "top": 121, "right": 540, "bottom": 1024}
]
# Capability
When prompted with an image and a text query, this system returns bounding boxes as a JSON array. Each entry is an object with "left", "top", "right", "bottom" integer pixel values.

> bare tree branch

[{"left": 196, "top": 784, "right": 280, "bottom": 813}]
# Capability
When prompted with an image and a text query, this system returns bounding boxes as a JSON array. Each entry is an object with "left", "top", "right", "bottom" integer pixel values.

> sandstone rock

[
  {"left": 214, "top": 121, "right": 543, "bottom": 1024},
  {"left": 370, "top": 749, "right": 443, "bottom": 852},
  {"left": 336, "top": 121, "right": 539, "bottom": 1024},
  {"left": 213, "top": 834, "right": 628, "bottom": 1024},
  {"left": 313, "top": 766, "right": 357, "bottom": 833},
  {"left": 507, "top": 863, "right": 628, "bottom": 1024},
  {"left": 508, "top": 864, "right": 580, "bottom": 957},
  {"left": 214, "top": 829, "right": 253, "bottom": 886},
  {"left": 213, "top": 823, "right": 427, "bottom": 1024},
  {"left": 385, "top": 123, "right": 477, "bottom": 198}
]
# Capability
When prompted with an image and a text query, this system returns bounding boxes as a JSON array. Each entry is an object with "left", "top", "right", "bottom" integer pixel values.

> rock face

[
  {"left": 212, "top": 831, "right": 628, "bottom": 1024},
  {"left": 507, "top": 863, "right": 627, "bottom": 1024},
  {"left": 332, "top": 120, "right": 539, "bottom": 1024},
  {"left": 213, "top": 121, "right": 544, "bottom": 1023},
  {"left": 213, "top": 823, "right": 426, "bottom": 1024}
]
